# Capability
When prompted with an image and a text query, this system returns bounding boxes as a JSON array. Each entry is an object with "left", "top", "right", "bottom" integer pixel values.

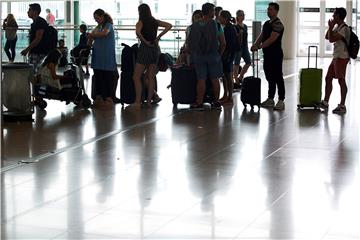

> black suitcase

[
  {"left": 240, "top": 51, "right": 261, "bottom": 110},
  {"left": 120, "top": 71, "right": 135, "bottom": 104},
  {"left": 170, "top": 65, "right": 197, "bottom": 106}
]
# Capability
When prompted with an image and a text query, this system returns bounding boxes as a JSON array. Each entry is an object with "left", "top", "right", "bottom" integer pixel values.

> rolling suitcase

[
  {"left": 241, "top": 51, "right": 261, "bottom": 110},
  {"left": 298, "top": 46, "right": 322, "bottom": 109},
  {"left": 170, "top": 65, "right": 197, "bottom": 107}
]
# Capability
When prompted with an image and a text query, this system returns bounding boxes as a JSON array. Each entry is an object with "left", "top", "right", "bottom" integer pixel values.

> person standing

[
  {"left": 320, "top": 7, "right": 350, "bottom": 114},
  {"left": 21, "top": 3, "right": 48, "bottom": 72},
  {"left": 233, "top": 10, "right": 251, "bottom": 89},
  {"left": 132, "top": 3, "right": 172, "bottom": 108},
  {"left": 251, "top": 2, "right": 285, "bottom": 111},
  {"left": 46, "top": 8, "right": 55, "bottom": 26},
  {"left": 218, "top": 10, "right": 237, "bottom": 106},
  {"left": 186, "top": 2, "right": 226, "bottom": 109},
  {"left": 3, "top": 14, "right": 18, "bottom": 63},
  {"left": 88, "top": 9, "right": 117, "bottom": 109}
]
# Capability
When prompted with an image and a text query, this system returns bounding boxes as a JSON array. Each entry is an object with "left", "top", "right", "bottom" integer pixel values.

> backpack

[
  {"left": 187, "top": 19, "right": 219, "bottom": 55},
  {"left": 342, "top": 25, "right": 359, "bottom": 59},
  {"left": 44, "top": 25, "right": 58, "bottom": 54}
]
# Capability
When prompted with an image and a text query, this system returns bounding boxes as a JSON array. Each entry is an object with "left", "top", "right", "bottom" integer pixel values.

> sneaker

[
  {"left": 319, "top": 100, "right": 329, "bottom": 109},
  {"left": 233, "top": 82, "right": 241, "bottom": 90},
  {"left": 211, "top": 101, "right": 222, "bottom": 110},
  {"left": 261, "top": 98, "right": 275, "bottom": 108},
  {"left": 152, "top": 96, "right": 162, "bottom": 105},
  {"left": 332, "top": 104, "right": 346, "bottom": 114},
  {"left": 274, "top": 100, "right": 285, "bottom": 111}
]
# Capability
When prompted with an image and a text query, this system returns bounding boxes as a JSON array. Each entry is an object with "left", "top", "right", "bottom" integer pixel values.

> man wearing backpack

[
  {"left": 21, "top": 3, "right": 48, "bottom": 72},
  {"left": 320, "top": 7, "right": 350, "bottom": 114},
  {"left": 186, "top": 2, "right": 226, "bottom": 109}
]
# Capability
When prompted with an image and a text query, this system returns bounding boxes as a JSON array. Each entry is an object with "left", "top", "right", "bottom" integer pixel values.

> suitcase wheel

[
  {"left": 36, "top": 99, "right": 47, "bottom": 109},
  {"left": 250, "top": 105, "right": 254, "bottom": 110},
  {"left": 242, "top": 102, "right": 247, "bottom": 108},
  {"left": 81, "top": 94, "right": 91, "bottom": 108}
]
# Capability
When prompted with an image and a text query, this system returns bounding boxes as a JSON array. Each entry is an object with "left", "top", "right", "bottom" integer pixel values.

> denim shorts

[
  {"left": 233, "top": 49, "right": 251, "bottom": 65},
  {"left": 192, "top": 53, "right": 223, "bottom": 80}
]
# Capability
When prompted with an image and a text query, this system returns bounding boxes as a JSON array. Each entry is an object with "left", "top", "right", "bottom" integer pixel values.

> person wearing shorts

[
  {"left": 320, "top": 7, "right": 350, "bottom": 114},
  {"left": 233, "top": 10, "right": 251, "bottom": 89},
  {"left": 189, "top": 3, "right": 226, "bottom": 110}
]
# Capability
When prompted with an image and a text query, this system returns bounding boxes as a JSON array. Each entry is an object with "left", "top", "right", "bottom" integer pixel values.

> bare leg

[
  {"left": 133, "top": 63, "right": 146, "bottom": 106},
  {"left": 196, "top": 80, "right": 206, "bottom": 105},
  {"left": 238, "top": 63, "right": 251, "bottom": 82},
  {"left": 324, "top": 76, "right": 333, "bottom": 102},
  {"left": 146, "top": 64, "right": 157, "bottom": 105},
  {"left": 338, "top": 78, "right": 347, "bottom": 105}
]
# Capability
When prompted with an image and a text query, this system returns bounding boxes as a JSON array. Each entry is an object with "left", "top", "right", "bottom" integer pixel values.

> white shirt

[
  {"left": 39, "top": 65, "right": 62, "bottom": 89},
  {"left": 333, "top": 23, "right": 350, "bottom": 59}
]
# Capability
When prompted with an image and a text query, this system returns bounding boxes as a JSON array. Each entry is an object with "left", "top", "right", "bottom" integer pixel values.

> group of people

[
  {"left": 182, "top": 2, "right": 285, "bottom": 110},
  {"left": 2, "top": 2, "right": 351, "bottom": 114}
]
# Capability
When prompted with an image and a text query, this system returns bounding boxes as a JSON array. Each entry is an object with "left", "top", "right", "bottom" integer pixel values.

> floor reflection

[{"left": 1, "top": 58, "right": 360, "bottom": 239}]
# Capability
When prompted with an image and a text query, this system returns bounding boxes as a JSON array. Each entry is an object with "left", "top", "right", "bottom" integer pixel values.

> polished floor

[{"left": 1, "top": 58, "right": 359, "bottom": 239}]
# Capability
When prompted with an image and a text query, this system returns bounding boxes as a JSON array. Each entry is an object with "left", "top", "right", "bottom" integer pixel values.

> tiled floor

[{"left": 1, "top": 58, "right": 359, "bottom": 239}]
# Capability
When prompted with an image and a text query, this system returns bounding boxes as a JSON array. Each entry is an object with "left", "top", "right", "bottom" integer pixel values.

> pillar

[
  {"left": 277, "top": 0, "right": 297, "bottom": 59},
  {"left": 73, "top": 0, "right": 80, "bottom": 44},
  {"left": 346, "top": 0, "right": 353, "bottom": 26}
]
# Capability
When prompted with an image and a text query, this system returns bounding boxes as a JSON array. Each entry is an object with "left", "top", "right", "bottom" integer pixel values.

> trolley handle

[
  {"left": 308, "top": 45, "right": 318, "bottom": 69},
  {"left": 252, "top": 50, "right": 259, "bottom": 78}
]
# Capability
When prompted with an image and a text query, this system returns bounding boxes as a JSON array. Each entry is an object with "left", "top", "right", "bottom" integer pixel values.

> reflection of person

[
  {"left": 88, "top": 9, "right": 117, "bottom": 109},
  {"left": 46, "top": 8, "right": 55, "bottom": 26},
  {"left": 3, "top": 14, "right": 18, "bottom": 63},
  {"left": 251, "top": 2, "right": 285, "bottom": 111},
  {"left": 320, "top": 8, "right": 350, "bottom": 114},
  {"left": 132, "top": 3, "right": 172, "bottom": 108},
  {"left": 21, "top": 3, "right": 48, "bottom": 72}
]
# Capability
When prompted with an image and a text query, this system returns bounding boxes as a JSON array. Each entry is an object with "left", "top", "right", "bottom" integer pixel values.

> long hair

[
  {"left": 93, "top": 9, "right": 113, "bottom": 27},
  {"left": 41, "top": 49, "right": 62, "bottom": 67},
  {"left": 138, "top": 4, "right": 157, "bottom": 31},
  {"left": 191, "top": 10, "right": 203, "bottom": 23},
  {"left": 6, "top": 13, "right": 17, "bottom": 26},
  {"left": 220, "top": 10, "right": 235, "bottom": 24}
]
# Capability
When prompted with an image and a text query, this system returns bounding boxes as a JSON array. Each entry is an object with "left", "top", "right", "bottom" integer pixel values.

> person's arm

[
  {"left": 89, "top": 24, "right": 110, "bottom": 39},
  {"left": 260, "top": 31, "right": 280, "bottom": 49},
  {"left": 327, "top": 21, "right": 345, "bottom": 43},
  {"left": 21, "top": 28, "right": 45, "bottom": 55},
  {"left": 155, "top": 20, "right": 172, "bottom": 43},
  {"left": 135, "top": 20, "right": 152, "bottom": 46},
  {"left": 218, "top": 32, "right": 226, "bottom": 56}
]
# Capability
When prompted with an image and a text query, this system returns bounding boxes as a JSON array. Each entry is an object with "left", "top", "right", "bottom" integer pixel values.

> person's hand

[
  {"left": 21, "top": 48, "right": 29, "bottom": 56},
  {"left": 328, "top": 19, "right": 335, "bottom": 29},
  {"left": 250, "top": 45, "right": 258, "bottom": 52}
]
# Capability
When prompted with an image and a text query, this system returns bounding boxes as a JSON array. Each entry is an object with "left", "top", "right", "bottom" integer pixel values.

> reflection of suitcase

[
  {"left": 298, "top": 46, "right": 322, "bottom": 109},
  {"left": 241, "top": 51, "right": 261, "bottom": 110},
  {"left": 170, "top": 65, "right": 197, "bottom": 106}
]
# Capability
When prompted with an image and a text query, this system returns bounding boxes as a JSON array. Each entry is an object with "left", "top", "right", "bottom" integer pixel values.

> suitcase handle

[
  {"left": 252, "top": 50, "right": 259, "bottom": 78},
  {"left": 307, "top": 46, "right": 318, "bottom": 69}
]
